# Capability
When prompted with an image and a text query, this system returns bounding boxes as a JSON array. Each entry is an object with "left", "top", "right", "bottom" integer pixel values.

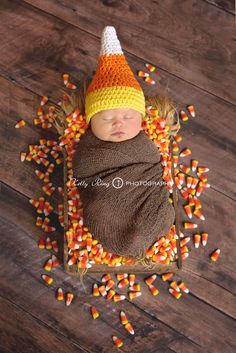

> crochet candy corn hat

[{"left": 85, "top": 26, "right": 146, "bottom": 124}]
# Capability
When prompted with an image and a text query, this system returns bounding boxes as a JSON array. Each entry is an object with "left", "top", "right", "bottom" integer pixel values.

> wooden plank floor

[{"left": 0, "top": 1, "right": 236, "bottom": 352}]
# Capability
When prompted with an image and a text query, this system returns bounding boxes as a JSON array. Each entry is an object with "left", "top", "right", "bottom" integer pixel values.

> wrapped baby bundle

[
  {"left": 72, "top": 26, "right": 176, "bottom": 259},
  {"left": 73, "top": 128, "right": 175, "bottom": 257}
]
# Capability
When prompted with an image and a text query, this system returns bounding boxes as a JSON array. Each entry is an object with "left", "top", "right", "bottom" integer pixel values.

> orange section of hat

[{"left": 86, "top": 54, "right": 142, "bottom": 94}]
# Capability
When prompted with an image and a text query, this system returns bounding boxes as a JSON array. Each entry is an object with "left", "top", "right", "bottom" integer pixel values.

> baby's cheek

[{"left": 129, "top": 121, "right": 142, "bottom": 135}]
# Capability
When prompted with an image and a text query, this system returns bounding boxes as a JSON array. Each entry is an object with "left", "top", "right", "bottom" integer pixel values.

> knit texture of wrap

[{"left": 72, "top": 127, "right": 175, "bottom": 258}]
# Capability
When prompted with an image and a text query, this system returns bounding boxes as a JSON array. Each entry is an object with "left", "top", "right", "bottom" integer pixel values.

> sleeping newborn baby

[{"left": 72, "top": 26, "right": 175, "bottom": 258}]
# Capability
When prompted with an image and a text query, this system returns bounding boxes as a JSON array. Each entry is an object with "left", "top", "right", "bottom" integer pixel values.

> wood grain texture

[
  {"left": 1, "top": 0, "right": 236, "bottom": 352},
  {"left": 0, "top": 213, "right": 191, "bottom": 353},
  {"left": 1, "top": 183, "right": 236, "bottom": 353},
  {"left": 22, "top": 0, "right": 236, "bottom": 103},
  {"left": 0, "top": 297, "right": 90, "bottom": 353},
  {"left": 204, "top": 0, "right": 235, "bottom": 14},
  {"left": 0, "top": 62, "right": 236, "bottom": 201}
]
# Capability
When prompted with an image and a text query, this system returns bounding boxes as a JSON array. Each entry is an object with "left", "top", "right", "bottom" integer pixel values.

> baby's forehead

[{"left": 98, "top": 108, "right": 139, "bottom": 117}]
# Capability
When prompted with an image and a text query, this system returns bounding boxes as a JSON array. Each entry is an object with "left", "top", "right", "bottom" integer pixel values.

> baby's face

[{"left": 90, "top": 108, "right": 142, "bottom": 142}]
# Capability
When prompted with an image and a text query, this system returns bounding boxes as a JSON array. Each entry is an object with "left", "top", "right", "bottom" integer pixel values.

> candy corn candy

[
  {"left": 118, "top": 278, "right": 129, "bottom": 288},
  {"left": 43, "top": 202, "right": 53, "bottom": 216},
  {"left": 113, "top": 294, "right": 126, "bottom": 302},
  {"left": 175, "top": 134, "right": 182, "bottom": 143},
  {"left": 145, "top": 63, "right": 156, "bottom": 72},
  {"left": 15, "top": 119, "right": 26, "bottom": 128},
  {"left": 148, "top": 284, "right": 159, "bottom": 296},
  {"left": 180, "top": 148, "right": 191, "bottom": 157},
  {"left": 91, "top": 306, "right": 99, "bottom": 319},
  {"left": 197, "top": 173, "right": 208, "bottom": 183},
  {"left": 191, "top": 177, "right": 199, "bottom": 189},
  {"left": 180, "top": 111, "right": 188, "bottom": 121},
  {"left": 37, "top": 106, "right": 43, "bottom": 116},
  {"left": 120, "top": 311, "right": 129, "bottom": 325},
  {"left": 52, "top": 255, "right": 59, "bottom": 267},
  {"left": 105, "top": 279, "right": 115, "bottom": 291},
  {"left": 181, "top": 245, "right": 189, "bottom": 254},
  {"left": 186, "top": 176, "right": 193, "bottom": 188},
  {"left": 20, "top": 152, "right": 27, "bottom": 162},
  {"left": 201, "top": 232, "right": 208, "bottom": 246},
  {"left": 129, "top": 291, "right": 142, "bottom": 300},
  {"left": 180, "top": 237, "right": 190, "bottom": 247},
  {"left": 194, "top": 209, "right": 205, "bottom": 221},
  {"left": 63, "top": 73, "right": 69, "bottom": 84},
  {"left": 47, "top": 163, "right": 55, "bottom": 174},
  {"left": 193, "top": 197, "right": 202, "bottom": 210},
  {"left": 194, "top": 234, "right": 201, "bottom": 248},
  {"left": 180, "top": 164, "right": 191, "bottom": 174},
  {"left": 197, "top": 166, "right": 210, "bottom": 174},
  {"left": 128, "top": 274, "right": 135, "bottom": 286},
  {"left": 172, "top": 154, "right": 179, "bottom": 167},
  {"left": 66, "top": 82, "right": 77, "bottom": 89},
  {"left": 92, "top": 283, "right": 100, "bottom": 297},
  {"left": 44, "top": 258, "right": 52, "bottom": 271},
  {"left": 35, "top": 169, "right": 45, "bottom": 180},
  {"left": 38, "top": 238, "right": 45, "bottom": 249},
  {"left": 45, "top": 237, "right": 52, "bottom": 249},
  {"left": 181, "top": 252, "right": 189, "bottom": 260},
  {"left": 184, "top": 205, "right": 192, "bottom": 219},
  {"left": 51, "top": 240, "right": 59, "bottom": 252},
  {"left": 42, "top": 274, "right": 53, "bottom": 285},
  {"left": 184, "top": 222, "right": 198, "bottom": 229},
  {"left": 145, "top": 76, "right": 155, "bottom": 85},
  {"left": 162, "top": 273, "right": 173, "bottom": 281},
  {"left": 145, "top": 274, "right": 157, "bottom": 286},
  {"left": 112, "top": 336, "right": 123, "bottom": 348},
  {"left": 186, "top": 105, "right": 195, "bottom": 117},
  {"left": 188, "top": 196, "right": 195, "bottom": 207},
  {"left": 101, "top": 273, "right": 111, "bottom": 282},
  {"left": 46, "top": 139, "right": 57, "bottom": 146},
  {"left": 129, "top": 284, "right": 141, "bottom": 292},
  {"left": 172, "top": 141, "right": 179, "bottom": 152},
  {"left": 40, "top": 96, "right": 48, "bottom": 106},
  {"left": 125, "top": 322, "right": 135, "bottom": 335},
  {"left": 196, "top": 185, "right": 204, "bottom": 197},
  {"left": 45, "top": 224, "right": 56, "bottom": 232},
  {"left": 175, "top": 176, "right": 182, "bottom": 189},
  {"left": 191, "top": 159, "right": 199, "bottom": 172},
  {"left": 169, "top": 288, "right": 182, "bottom": 299},
  {"left": 180, "top": 189, "right": 189, "bottom": 199},
  {"left": 67, "top": 257, "right": 77, "bottom": 266},
  {"left": 56, "top": 287, "right": 64, "bottom": 301},
  {"left": 98, "top": 285, "right": 107, "bottom": 297},
  {"left": 199, "top": 181, "right": 211, "bottom": 189},
  {"left": 116, "top": 273, "right": 128, "bottom": 281},
  {"left": 138, "top": 70, "right": 149, "bottom": 77},
  {"left": 178, "top": 282, "right": 189, "bottom": 294},
  {"left": 106, "top": 289, "right": 115, "bottom": 300},
  {"left": 178, "top": 173, "right": 185, "bottom": 185},
  {"left": 65, "top": 293, "right": 74, "bottom": 306},
  {"left": 170, "top": 281, "right": 180, "bottom": 292},
  {"left": 210, "top": 249, "right": 220, "bottom": 262}
]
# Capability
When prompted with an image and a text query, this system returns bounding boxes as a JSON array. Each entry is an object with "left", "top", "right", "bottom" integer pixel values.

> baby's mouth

[{"left": 111, "top": 131, "right": 125, "bottom": 136}]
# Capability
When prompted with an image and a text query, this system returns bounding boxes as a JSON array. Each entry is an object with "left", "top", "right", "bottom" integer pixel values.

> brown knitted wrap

[{"left": 73, "top": 128, "right": 175, "bottom": 257}]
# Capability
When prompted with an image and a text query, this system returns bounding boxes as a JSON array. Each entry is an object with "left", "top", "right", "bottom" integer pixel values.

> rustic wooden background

[{"left": 0, "top": 0, "right": 236, "bottom": 352}]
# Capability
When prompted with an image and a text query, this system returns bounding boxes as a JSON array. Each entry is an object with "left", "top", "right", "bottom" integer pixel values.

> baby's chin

[{"left": 93, "top": 131, "right": 141, "bottom": 142}]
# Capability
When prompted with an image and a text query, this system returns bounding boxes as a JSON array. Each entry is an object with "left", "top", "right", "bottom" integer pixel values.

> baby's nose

[{"left": 113, "top": 118, "right": 124, "bottom": 127}]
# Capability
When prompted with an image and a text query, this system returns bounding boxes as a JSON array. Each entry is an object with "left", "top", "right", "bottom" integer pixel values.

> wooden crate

[{"left": 62, "top": 144, "right": 181, "bottom": 275}]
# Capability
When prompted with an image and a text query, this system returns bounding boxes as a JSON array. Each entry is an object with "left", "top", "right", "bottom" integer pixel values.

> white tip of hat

[{"left": 100, "top": 26, "right": 123, "bottom": 56}]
